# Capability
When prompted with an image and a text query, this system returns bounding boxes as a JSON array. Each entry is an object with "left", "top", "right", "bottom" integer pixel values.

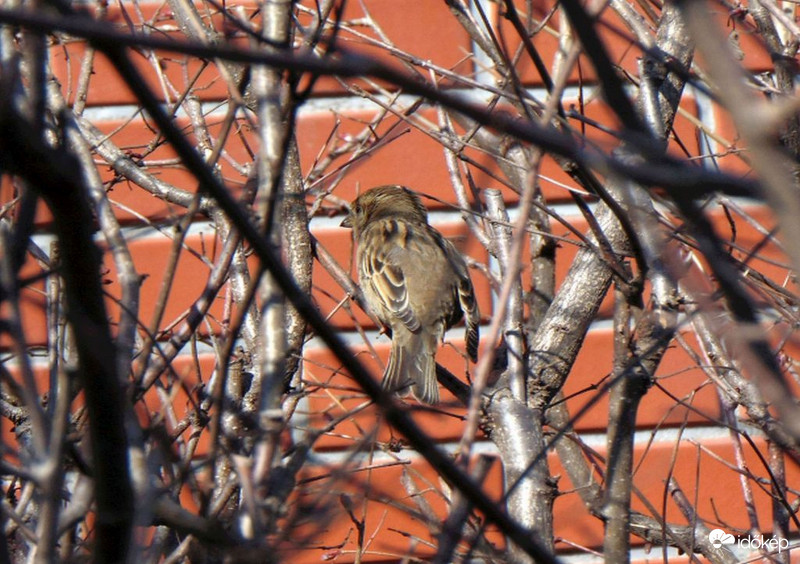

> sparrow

[{"left": 340, "top": 185, "right": 480, "bottom": 404}]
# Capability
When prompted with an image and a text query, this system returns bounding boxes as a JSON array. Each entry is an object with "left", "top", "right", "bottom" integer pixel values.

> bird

[{"left": 340, "top": 185, "right": 480, "bottom": 404}]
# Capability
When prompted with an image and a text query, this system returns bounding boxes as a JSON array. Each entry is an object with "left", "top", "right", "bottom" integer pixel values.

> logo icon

[{"left": 709, "top": 529, "right": 735, "bottom": 548}]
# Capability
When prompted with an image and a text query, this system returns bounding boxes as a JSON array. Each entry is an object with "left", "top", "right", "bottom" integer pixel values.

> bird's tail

[{"left": 383, "top": 331, "right": 439, "bottom": 404}]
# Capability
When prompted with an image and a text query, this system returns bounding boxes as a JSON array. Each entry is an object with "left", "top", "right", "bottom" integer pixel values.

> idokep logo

[
  {"left": 708, "top": 529, "right": 735, "bottom": 548},
  {"left": 708, "top": 528, "right": 791, "bottom": 554}
]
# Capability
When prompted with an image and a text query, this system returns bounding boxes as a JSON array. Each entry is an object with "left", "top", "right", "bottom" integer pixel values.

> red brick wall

[{"left": 3, "top": 0, "right": 799, "bottom": 562}]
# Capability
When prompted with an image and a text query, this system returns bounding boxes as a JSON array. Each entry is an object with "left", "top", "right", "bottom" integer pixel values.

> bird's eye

[{"left": 354, "top": 204, "right": 362, "bottom": 214}]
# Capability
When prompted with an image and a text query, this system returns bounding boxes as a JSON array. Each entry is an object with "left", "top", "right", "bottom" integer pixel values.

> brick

[
  {"left": 696, "top": 12, "right": 776, "bottom": 176},
  {"left": 50, "top": 2, "right": 256, "bottom": 107},
  {"left": 295, "top": 0, "right": 474, "bottom": 95},
  {"left": 635, "top": 436, "right": 799, "bottom": 533},
  {"left": 552, "top": 435, "right": 800, "bottom": 551},
  {"left": 51, "top": 0, "right": 474, "bottom": 106},
  {"left": 468, "top": 151, "right": 580, "bottom": 206},
  {"left": 495, "top": 2, "right": 643, "bottom": 88},
  {"left": 297, "top": 106, "right": 474, "bottom": 211},
  {"left": 277, "top": 434, "right": 799, "bottom": 561},
  {"left": 516, "top": 195, "right": 780, "bottom": 333},
  {"left": 55, "top": 74, "right": 703, "bottom": 231},
  {"left": 560, "top": 95, "right": 700, "bottom": 156},
  {"left": 134, "top": 352, "right": 216, "bottom": 459},
  {"left": 90, "top": 105, "right": 485, "bottom": 224},
  {"left": 296, "top": 104, "right": 589, "bottom": 210},
  {"left": 93, "top": 117, "right": 196, "bottom": 224},
  {"left": 101, "top": 229, "right": 233, "bottom": 336},
  {"left": 564, "top": 328, "right": 721, "bottom": 431},
  {"left": 297, "top": 104, "right": 553, "bottom": 210},
  {"left": 702, "top": 204, "right": 796, "bottom": 301},
  {"left": 726, "top": 208, "right": 793, "bottom": 283},
  {"left": 296, "top": 96, "right": 701, "bottom": 223},
  {"left": 706, "top": 4, "right": 774, "bottom": 74},
  {"left": 707, "top": 100, "right": 751, "bottom": 176},
  {"left": 302, "top": 324, "right": 723, "bottom": 451},
  {"left": 1, "top": 106, "right": 252, "bottom": 225},
  {"left": 302, "top": 336, "right": 478, "bottom": 451},
  {"left": 499, "top": 1, "right": 772, "bottom": 89},
  {"left": 50, "top": 43, "right": 234, "bottom": 108},
  {"left": 294, "top": 96, "right": 695, "bottom": 216},
  {"left": 277, "top": 454, "right": 505, "bottom": 563},
  {"left": 93, "top": 114, "right": 251, "bottom": 225},
  {"left": 0, "top": 176, "right": 54, "bottom": 228},
  {"left": 468, "top": 94, "right": 701, "bottom": 206},
  {"left": 1, "top": 116, "right": 198, "bottom": 227},
  {"left": 1, "top": 252, "right": 49, "bottom": 347}
]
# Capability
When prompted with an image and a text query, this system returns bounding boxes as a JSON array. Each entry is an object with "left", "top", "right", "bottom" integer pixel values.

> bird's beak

[{"left": 340, "top": 214, "right": 352, "bottom": 228}]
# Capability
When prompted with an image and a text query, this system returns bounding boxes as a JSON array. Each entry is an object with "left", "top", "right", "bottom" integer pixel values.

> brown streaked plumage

[{"left": 341, "top": 185, "right": 480, "bottom": 404}]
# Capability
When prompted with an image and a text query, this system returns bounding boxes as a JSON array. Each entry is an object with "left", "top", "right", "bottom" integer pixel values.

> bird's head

[{"left": 340, "top": 185, "right": 428, "bottom": 233}]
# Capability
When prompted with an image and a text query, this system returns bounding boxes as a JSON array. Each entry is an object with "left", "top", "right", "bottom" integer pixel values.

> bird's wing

[
  {"left": 436, "top": 231, "right": 481, "bottom": 362},
  {"left": 361, "top": 220, "right": 421, "bottom": 332},
  {"left": 458, "top": 276, "right": 480, "bottom": 362}
]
